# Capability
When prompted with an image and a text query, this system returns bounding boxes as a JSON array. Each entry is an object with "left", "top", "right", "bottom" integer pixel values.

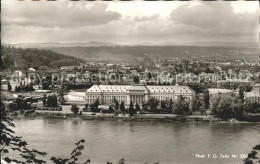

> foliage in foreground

[
  {"left": 243, "top": 144, "right": 260, "bottom": 164},
  {"left": 1, "top": 101, "right": 47, "bottom": 163}
]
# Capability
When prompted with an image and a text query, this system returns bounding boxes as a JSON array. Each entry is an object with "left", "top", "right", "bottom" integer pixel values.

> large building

[{"left": 84, "top": 84, "right": 195, "bottom": 105}]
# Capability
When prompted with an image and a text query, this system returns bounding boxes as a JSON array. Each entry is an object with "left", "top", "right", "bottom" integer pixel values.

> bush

[{"left": 71, "top": 105, "right": 79, "bottom": 115}]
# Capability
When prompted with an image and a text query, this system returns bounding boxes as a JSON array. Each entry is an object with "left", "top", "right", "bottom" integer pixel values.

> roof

[
  {"left": 86, "top": 85, "right": 194, "bottom": 94},
  {"left": 86, "top": 85, "right": 102, "bottom": 92},
  {"left": 99, "top": 85, "right": 129, "bottom": 92},
  {"left": 128, "top": 85, "right": 148, "bottom": 91},
  {"left": 146, "top": 85, "right": 194, "bottom": 93}
]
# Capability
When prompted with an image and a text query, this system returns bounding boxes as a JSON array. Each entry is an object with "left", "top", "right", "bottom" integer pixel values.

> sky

[{"left": 2, "top": 0, "right": 259, "bottom": 44}]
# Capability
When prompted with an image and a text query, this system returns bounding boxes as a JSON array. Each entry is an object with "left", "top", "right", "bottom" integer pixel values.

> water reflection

[{"left": 12, "top": 118, "right": 260, "bottom": 164}]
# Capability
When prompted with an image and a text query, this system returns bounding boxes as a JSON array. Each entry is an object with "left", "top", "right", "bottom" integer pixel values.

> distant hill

[
  {"left": 1, "top": 46, "right": 82, "bottom": 69},
  {"left": 3, "top": 42, "right": 259, "bottom": 63},
  {"left": 3, "top": 41, "right": 118, "bottom": 48},
  {"left": 45, "top": 45, "right": 259, "bottom": 62}
]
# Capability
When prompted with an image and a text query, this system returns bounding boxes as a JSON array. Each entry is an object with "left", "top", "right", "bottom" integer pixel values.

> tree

[
  {"left": 239, "top": 88, "right": 244, "bottom": 102},
  {"left": 51, "top": 95, "right": 58, "bottom": 107},
  {"left": 93, "top": 98, "right": 100, "bottom": 110},
  {"left": 120, "top": 101, "right": 126, "bottom": 114},
  {"left": 147, "top": 97, "right": 159, "bottom": 110},
  {"left": 191, "top": 94, "right": 203, "bottom": 112},
  {"left": 136, "top": 103, "right": 140, "bottom": 111},
  {"left": 187, "top": 82, "right": 206, "bottom": 94},
  {"left": 47, "top": 95, "right": 52, "bottom": 107},
  {"left": 90, "top": 98, "right": 100, "bottom": 112},
  {"left": 172, "top": 95, "right": 190, "bottom": 115},
  {"left": 216, "top": 97, "right": 233, "bottom": 115},
  {"left": 16, "top": 98, "right": 29, "bottom": 110},
  {"left": 231, "top": 96, "right": 244, "bottom": 116},
  {"left": 43, "top": 93, "right": 47, "bottom": 106},
  {"left": 142, "top": 101, "right": 148, "bottom": 111},
  {"left": 169, "top": 98, "right": 174, "bottom": 109},
  {"left": 71, "top": 104, "right": 79, "bottom": 115},
  {"left": 133, "top": 75, "right": 140, "bottom": 84},
  {"left": 210, "top": 96, "right": 221, "bottom": 115},
  {"left": 46, "top": 95, "right": 58, "bottom": 107},
  {"left": 203, "top": 89, "right": 210, "bottom": 109},
  {"left": 58, "top": 95, "right": 65, "bottom": 105},
  {"left": 15, "top": 86, "right": 21, "bottom": 92},
  {"left": 129, "top": 100, "right": 134, "bottom": 116},
  {"left": 8, "top": 83, "right": 12, "bottom": 92},
  {"left": 160, "top": 100, "right": 167, "bottom": 109},
  {"left": 90, "top": 103, "right": 95, "bottom": 112},
  {"left": 1, "top": 101, "right": 47, "bottom": 163},
  {"left": 113, "top": 97, "right": 119, "bottom": 110},
  {"left": 108, "top": 105, "right": 115, "bottom": 113},
  {"left": 147, "top": 72, "right": 152, "bottom": 79},
  {"left": 58, "top": 90, "right": 65, "bottom": 105},
  {"left": 243, "top": 100, "right": 260, "bottom": 114}
]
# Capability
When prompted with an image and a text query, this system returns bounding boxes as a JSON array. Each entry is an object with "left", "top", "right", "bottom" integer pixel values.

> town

[
  {"left": 1, "top": 1, "right": 260, "bottom": 164},
  {"left": 1, "top": 45, "right": 260, "bottom": 122}
]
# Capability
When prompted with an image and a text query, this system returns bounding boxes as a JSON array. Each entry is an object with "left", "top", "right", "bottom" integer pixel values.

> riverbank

[{"left": 11, "top": 110, "right": 260, "bottom": 123}]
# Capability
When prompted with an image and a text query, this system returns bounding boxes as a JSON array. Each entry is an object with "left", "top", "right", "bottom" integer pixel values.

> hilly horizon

[
  {"left": 3, "top": 41, "right": 259, "bottom": 48},
  {"left": 2, "top": 41, "right": 259, "bottom": 63}
]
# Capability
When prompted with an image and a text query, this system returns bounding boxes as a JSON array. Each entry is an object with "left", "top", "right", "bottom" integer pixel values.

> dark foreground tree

[
  {"left": 50, "top": 139, "right": 90, "bottom": 164},
  {"left": 1, "top": 101, "right": 47, "bottom": 163}
]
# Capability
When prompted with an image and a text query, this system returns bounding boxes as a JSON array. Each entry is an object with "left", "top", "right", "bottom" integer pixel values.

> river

[{"left": 10, "top": 118, "right": 260, "bottom": 164}]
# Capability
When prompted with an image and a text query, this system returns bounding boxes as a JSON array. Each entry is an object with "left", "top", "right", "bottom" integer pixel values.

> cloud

[
  {"left": 2, "top": 1, "right": 258, "bottom": 44},
  {"left": 133, "top": 14, "right": 160, "bottom": 22},
  {"left": 2, "top": 1, "right": 121, "bottom": 28},
  {"left": 169, "top": 2, "right": 258, "bottom": 40}
]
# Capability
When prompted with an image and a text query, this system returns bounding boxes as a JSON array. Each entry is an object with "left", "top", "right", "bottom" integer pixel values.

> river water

[{"left": 10, "top": 118, "right": 260, "bottom": 164}]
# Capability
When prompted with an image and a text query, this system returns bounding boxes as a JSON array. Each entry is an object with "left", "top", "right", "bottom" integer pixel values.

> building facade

[
  {"left": 84, "top": 84, "right": 195, "bottom": 105},
  {"left": 68, "top": 90, "right": 86, "bottom": 102}
]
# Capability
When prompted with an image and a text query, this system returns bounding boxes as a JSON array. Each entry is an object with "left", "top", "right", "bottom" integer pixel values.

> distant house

[
  {"left": 39, "top": 66, "right": 48, "bottom": 70},
  {"left": 68, "top": 89, "right": 86, "bottom": 102},
  {"left": 1, "top": 79, "right": 9, "bottom": 91},
  {"left": 61, "top": 66, "right": 80, "bottom": 70},
  {"left": 245, "top": 84, "right": 260, "bottom": 102}
]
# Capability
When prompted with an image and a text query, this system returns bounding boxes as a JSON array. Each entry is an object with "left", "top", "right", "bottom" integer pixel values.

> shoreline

[{"left": 11, "top": 111, "right": 260, "bottom": 123}]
